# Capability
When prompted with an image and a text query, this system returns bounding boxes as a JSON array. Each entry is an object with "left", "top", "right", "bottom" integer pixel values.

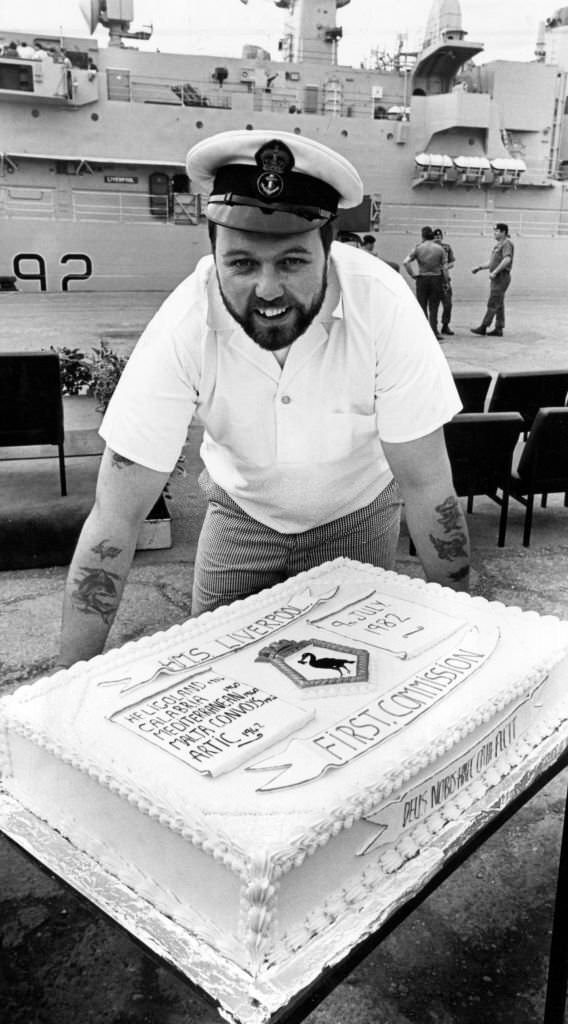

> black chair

[
  {"left": 508, "top": 407, "right": 568, "bottom": 547},
  {"left": 452, "top": 371, "right": 493, "bottom": 413},
  {"left": 444, "top": 412, "right": 524, "bottom": 546},
  {"left": 0, "top": 352, "right": 67, "bottom": 495},
  {"left": 488, "top": 370, "right": 568, "bottom": 434},
  {"left": 408, "top": 412, "right": 524, "bottom": 554}
]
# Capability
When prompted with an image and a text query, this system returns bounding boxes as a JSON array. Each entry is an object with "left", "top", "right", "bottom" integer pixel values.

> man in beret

[{"left": 57, "top": 129, "right": 469, "bottom": 667}]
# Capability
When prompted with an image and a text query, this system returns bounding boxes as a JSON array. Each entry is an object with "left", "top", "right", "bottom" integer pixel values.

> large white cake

[{"left": 2, "top": 558, "right": 568, "bottom": 1023}]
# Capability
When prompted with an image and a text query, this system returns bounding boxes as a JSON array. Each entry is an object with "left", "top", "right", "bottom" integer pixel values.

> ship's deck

[{"left": 1, "top": 288, "right": 568, "bottom": 1024}]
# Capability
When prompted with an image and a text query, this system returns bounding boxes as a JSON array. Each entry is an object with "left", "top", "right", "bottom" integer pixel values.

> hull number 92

[{"left": 13, "top": 253, "right": 93, "bottom": 291}]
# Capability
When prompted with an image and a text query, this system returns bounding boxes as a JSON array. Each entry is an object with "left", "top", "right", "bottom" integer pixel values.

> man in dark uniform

[
  {"left": 433, "top": 228, "right": 455, "bottom": 336},
  {"left": 403, "top": 226, "right": 448, "bottom": 339},
  {"left": 471, "top": 223, "right": 514, "bottom": 337}
]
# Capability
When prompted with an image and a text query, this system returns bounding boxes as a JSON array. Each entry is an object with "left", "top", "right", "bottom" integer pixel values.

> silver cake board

[{"left": 3, "top": 723, "right": 568, "bottom": 1024}]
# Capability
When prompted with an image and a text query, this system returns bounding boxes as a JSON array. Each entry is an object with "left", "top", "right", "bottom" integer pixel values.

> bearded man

[{"left": 57, "top": 129, "right": 469, "bottom": 668}]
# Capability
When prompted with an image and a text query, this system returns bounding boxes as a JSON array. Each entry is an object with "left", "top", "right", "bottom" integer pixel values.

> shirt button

[{"left": 281, "top": 395, "right": 292, "bottom": 404}]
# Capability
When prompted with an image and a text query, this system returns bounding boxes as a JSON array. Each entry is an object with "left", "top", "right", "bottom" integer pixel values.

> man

[
  {"left": 433, "top": 228, "right": 455, "bottom": 336},
  {"left": 403, "top": 226, "right": 448, "bottom": 339},
  {"left": 336, "top": 229, "right": 361, "bottom": 247},
  {"left": 471, "top": 223, "right": 514, "bottom": 337},
  {"left": 361, "top": 234, "right": 378, "bottom": 256},
  {"left": 56, "top": 129, "right": 469, "bottom": 669},
  {"left": 362, "top": 233, "right": 400, "bottom": 272}
]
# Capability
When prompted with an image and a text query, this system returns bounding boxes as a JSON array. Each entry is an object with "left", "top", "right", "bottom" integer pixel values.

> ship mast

[{"left": 273, "top": 0, "right": 351, "bottom": 64}]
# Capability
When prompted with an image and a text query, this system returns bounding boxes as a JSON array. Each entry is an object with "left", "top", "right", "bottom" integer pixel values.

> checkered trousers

[{"left": 191, "top": 470, "right": 402, "bottom": 616}]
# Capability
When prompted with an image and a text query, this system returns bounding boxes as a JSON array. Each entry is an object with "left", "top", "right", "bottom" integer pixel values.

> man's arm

[
  {"left": 58, "top": 447, "right": 171, "bottom": 668},
  {"left": 382, "top": 428, "right": 470, "bottom": 591},
  {"left": 402, "top": 249, "right": 418, "bottom": 279}
]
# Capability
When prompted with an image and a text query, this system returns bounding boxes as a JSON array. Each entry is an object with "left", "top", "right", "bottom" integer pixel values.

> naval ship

[{"left": 1, "top": 0, "right": 567, "bottom": 296}]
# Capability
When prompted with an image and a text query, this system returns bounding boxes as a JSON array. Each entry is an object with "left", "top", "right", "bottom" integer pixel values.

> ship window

[
  {"left": 107, "top": 68, "right": 131, "bottom": 102},
  {"left": 303, "top": 86, "right": 319, "bottom": 114},
  {"left": 0, "top": 62, "right": 34, "bottom": 93},
  {"left": 172, "top": 173, "right": 189, "bottom": 193}
]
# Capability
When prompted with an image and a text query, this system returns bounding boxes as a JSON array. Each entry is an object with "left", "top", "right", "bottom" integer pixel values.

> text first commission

[{"left": 313, "top": 647, "right": 485, "bottom": 760}]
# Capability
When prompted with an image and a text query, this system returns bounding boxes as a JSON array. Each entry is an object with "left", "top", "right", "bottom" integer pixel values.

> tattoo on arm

[
  {"left": 92, "top": 539, "right": 122, "bottom": 560},
  {"left": 111, "top": 451, "right": 134, "bottom": 470},
  {"left": 449, "top": 564, "right": 470, "bottom": 583},
  {"left": 428, "top": 494, "right": 469, "bottom": 565},
  {"left": 434, "top": 495, "right": 462, "bottom": 533},
  {"left": 428, "top": 533, "right": 468, "bottom": 561},
  {"left": 70, "top": 566, "right": 121, "bottom": 625}
]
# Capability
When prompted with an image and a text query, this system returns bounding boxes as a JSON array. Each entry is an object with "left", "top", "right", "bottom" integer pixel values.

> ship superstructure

[{"left": 1, "top": 0, "right": 567, "bottom": 294}]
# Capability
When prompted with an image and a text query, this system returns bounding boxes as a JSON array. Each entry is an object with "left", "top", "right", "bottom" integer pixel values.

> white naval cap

[{"left": 186, "top": 129, "right": 363, "bottom": 234}]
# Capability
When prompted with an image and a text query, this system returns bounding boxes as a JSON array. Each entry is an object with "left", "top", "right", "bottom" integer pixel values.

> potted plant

[
  {"left": 52, "top": 345, "right": 93, "bottom": 395},
  {"left": 53, "top": 341, "right": 178, "bottom": 550}
]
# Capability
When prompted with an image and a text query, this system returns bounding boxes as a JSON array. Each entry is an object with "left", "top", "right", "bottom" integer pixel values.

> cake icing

[{"left": 2, "top": 558, "right": 568, "bottom": 1021}]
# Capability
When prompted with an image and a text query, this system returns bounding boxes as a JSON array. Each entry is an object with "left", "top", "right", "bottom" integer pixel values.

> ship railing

[
  {"left": 378, "top": 205, "right": 568, "bottom": 238},
  {"left": 72, "top": 189, "right": 174, "bottom": 223},
  {"left": 104, "top": 68, "right": 383, "bottom": 120},
  {"left": 3, "top": 185, "right": 568, "bottom": 238},
  {"left": 106, "top": 70, "right": 231, "bottom": 109}
]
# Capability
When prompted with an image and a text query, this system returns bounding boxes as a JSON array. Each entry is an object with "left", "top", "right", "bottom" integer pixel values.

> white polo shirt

[{"left": 100, "top": 243, "right": 461, "bottom": 532}]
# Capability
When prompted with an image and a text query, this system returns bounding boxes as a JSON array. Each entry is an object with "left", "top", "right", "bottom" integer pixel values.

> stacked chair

[
  {"left": 487, "top": 369, "right": 568, "bottom": 436},
  {"left": 442, "top": 411, "right": 524, "bottom": 547},
  {"left": 0, "top": 351, "right": 67, "bottom": 495},
  {"left": 508, "top": 407, "right": 568, "bottom": 546},
  {"left": 415, "top": 368, "right": 568, "bottom": 549},
  {"left": 451, "top": 371, "right": 493, "bottom": 413}
]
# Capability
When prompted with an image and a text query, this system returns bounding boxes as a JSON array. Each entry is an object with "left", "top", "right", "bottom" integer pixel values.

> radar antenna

[{"left": 79, "top": 0, "right": 153, "bottom": 46}]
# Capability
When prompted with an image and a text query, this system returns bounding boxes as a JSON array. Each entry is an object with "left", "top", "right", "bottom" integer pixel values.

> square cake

[{"left": 2, "top": 558, "right": 568, "bottom": 1023}]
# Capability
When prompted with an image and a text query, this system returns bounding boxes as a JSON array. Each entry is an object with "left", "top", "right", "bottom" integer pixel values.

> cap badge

[{"left": 255, "top": 139, "right": 294, "bottom": 200}]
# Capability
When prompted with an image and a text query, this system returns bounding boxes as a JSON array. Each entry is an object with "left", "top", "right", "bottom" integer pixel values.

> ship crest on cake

[{"left": 256, "top": 638, "right": 369, "bottom": 687}]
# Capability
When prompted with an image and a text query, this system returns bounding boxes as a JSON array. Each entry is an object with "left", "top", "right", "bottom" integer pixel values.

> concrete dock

[{"left": 1, "top": 286, "right": 568, "bottom": 1024}]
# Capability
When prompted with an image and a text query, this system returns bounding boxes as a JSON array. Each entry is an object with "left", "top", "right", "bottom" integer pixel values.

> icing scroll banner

[
  {"left": 98, "top": 585, "right": 339, "bottom": 694},
  {"left": 249, "top": 627, "right": 499, "bottom": 791},
  {"left": 309, "top": 589, "right": 466, "bottom": 659},
  {"left": 109, "top": 668, "right": 313, "bottom": 777},
  {"left": 358, "top": 674, "right": 550, "bottom": 855}
]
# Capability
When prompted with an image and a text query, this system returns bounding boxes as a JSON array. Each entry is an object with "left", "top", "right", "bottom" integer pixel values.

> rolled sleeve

[
  {"left": 99, "top": 315, "right": 200, "bottom": 473},
  {"left": 374, "top": 286, "right": 462, "bottom": 443}
]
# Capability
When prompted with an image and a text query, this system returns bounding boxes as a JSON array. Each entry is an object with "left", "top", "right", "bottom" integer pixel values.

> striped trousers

[{"left": 191, "top": 470, "right": 402, "bottom": 616}]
